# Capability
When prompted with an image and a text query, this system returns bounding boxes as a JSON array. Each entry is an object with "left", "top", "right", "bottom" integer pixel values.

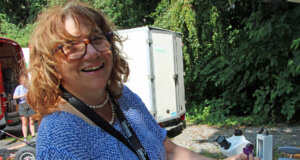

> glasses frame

[{"left": 54, "top": 32, "right": 113, "bottom": 61}]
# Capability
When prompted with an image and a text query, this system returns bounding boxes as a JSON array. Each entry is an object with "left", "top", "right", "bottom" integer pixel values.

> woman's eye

[
  {"left": 70, "top": 41, "right": 82, "bottom": 46},
  {"left": 93, "top": 39, "right": 105, "bottom": 45},
  {"left": 63, "top": 42, "right": 84, "bottom": 53}
]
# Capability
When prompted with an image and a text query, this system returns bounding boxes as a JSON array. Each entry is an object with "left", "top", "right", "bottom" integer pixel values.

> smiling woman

[
  {"left": 26, "top": 2, "right": 259, "bottom": 160},
  {"left": 27, "top": 2, "right": 128, "bottom": 118},
  {"left": 54, "top": 15, "right": 114, "bottom": 107}
]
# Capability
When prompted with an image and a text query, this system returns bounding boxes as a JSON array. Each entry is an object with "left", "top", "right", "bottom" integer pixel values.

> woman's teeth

[{"left": 82, "top": 64, "right": 103, "bottom": 72}]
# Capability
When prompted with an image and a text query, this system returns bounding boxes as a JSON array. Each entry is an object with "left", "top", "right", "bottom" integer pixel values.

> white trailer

[{"left": 117, "top": 26, "right": 186, "bottom": 130}]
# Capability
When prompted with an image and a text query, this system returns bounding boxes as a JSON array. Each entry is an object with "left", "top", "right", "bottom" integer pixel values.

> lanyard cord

[{"left": 61, "top": 87, "right": 150, "bottom": 160}]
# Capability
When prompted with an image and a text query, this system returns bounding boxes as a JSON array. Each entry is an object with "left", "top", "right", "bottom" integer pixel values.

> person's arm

[
  {"left": 163, "top": 137, "right": 260, "bottom": 160},
  {"left": 13, "top": 85, "right": 26, "bottom": 100},
  {"left": 164, "top": 137, "right": 214, "bottom": 160},
  {"left": 13, "top": 94, "right": 26, "bottom": 100}
]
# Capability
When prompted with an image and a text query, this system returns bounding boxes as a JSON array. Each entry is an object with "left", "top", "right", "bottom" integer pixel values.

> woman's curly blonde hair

[{"left": 27, "top": 2, "right": 129, "bottom": 120}]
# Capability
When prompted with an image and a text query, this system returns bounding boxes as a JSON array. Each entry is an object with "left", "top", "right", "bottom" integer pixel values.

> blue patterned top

[
  {"left": 13, "top": 84, "right": 28, "bottom": 104},
  {"left": 36, "top": 86, "right": 167, "bottom": 160}
]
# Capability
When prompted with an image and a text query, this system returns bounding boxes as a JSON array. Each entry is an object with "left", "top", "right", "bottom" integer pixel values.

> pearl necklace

[
  {"left": 85, "top": 93, "right": 109, "bottom": 109},
  {"left": 108, "top": 96, "right": 115, "bottom": 125}
]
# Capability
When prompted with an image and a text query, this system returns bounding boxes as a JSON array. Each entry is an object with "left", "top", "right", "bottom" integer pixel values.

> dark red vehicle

[
  {"left": 0, "top": 37, "right": 36, "bottom": 160},
  {"left": 0, "top": 37, "right": 26, "bottom": 130}
]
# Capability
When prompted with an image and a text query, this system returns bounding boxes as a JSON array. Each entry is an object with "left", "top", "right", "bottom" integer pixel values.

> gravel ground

[{"left": 171, "top": 123, "right": 300, "bottom": 156}]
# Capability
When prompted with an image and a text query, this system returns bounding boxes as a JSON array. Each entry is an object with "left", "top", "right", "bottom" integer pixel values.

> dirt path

[{"left": 171, "top": 123, "right": 300, "bottom": 156}]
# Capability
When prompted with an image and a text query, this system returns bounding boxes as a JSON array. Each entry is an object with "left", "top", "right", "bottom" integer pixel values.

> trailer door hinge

[
  {"left": 146, "top": 39, "right": 153, "bottom": 45},
  {"left": 173, "top": 74, "right": 178, "bottom": 80},
  {"left": 148, "top": 74, "right": 155, "bottom": 80}
]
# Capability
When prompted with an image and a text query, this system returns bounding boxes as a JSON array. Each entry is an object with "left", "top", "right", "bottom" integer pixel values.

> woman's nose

[{"left": 84, "top": 44, "right": 100, "bottom": 59}]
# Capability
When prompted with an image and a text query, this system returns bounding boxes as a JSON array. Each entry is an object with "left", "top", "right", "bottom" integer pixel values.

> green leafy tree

[
  {"left": 0, "top": 0, "right": 48, "bottom": 46},
  {"left": 153, "top": 0, "right": 300, "bottom": 125},
  {"left": 0, "top": 14, "right": 35, "bottom": 47},
  {"left": 92, "top": 0, "right": 160, "bottom": 29},
  {"left": 0, "top": 0, "right": 47, "bottom": 26}
]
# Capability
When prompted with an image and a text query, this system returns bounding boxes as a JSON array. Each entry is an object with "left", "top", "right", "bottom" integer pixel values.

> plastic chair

[{"left": 278, "top": 147, "right": 300, "bottom": 160}]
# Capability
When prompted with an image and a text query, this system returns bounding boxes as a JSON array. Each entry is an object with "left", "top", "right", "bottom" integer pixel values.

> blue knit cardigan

[{"left": 36, "top": 86, "right": 167, "bottom": 160}]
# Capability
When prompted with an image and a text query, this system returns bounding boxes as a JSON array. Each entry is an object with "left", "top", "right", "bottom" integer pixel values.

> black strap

[
  {"left": 108, "top": 93, "right": 149, "bottom": 160},
  {"left": 61, "top": 87, "right": 149, "bottom": 160}
]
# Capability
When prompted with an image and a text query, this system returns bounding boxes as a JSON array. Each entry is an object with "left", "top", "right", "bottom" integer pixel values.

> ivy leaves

[{"left": 154, "top": 0, "right": 300, "bottom": 125}]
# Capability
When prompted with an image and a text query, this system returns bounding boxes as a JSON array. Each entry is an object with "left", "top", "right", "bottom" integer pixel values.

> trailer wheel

[{"left": 15, "top": 146, "right": 36, "bottom": 160}]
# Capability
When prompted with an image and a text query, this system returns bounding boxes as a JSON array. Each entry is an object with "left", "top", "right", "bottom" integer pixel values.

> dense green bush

[
  {"left": 0, "top": 0, "right": 46, "bottom": 47},
  {"left": 0, "top": 14, "right": 35, "bottom": 47},
  {"left": 93, "top": 0, "right": 160, "bottom": 29},
  {"left": 153, "top": 0, "right": 300, "bottom": 126}
]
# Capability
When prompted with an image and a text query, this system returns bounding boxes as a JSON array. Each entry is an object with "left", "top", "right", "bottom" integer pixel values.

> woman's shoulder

[
  {"left": 120, "top": 85, "right": 142, "bottom": 102},
  {"left": 41, "top": 111, "right": 77, "bottom": 124},
  {"left": 36, "top": 112, "right": 99, "bottom": 159},
  {"left": 38, "top": 111, "right": 96, "bottom": 144},
  {"left": 121, "top": 85, "right": 133, "bottom": 96},
  {"left": 119, "top": 85, "right": 144, "bottom": 110},
  {"left": 39, "top": 111, "right": 89, "bottom": 136}
]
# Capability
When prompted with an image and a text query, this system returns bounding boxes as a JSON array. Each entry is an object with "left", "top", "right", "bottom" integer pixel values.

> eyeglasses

[{"left": 54, "top": 33, "right": 112, "bottom": 60}]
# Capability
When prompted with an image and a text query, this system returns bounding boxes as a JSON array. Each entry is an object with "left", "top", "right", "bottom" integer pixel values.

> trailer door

[{"left": 151, "top": 30, "right": 178, "bottom": 122}]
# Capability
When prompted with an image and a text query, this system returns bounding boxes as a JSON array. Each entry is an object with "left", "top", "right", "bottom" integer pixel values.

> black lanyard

[{"left": 61, "top": 87, "right": 150, "bottom": 160}]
